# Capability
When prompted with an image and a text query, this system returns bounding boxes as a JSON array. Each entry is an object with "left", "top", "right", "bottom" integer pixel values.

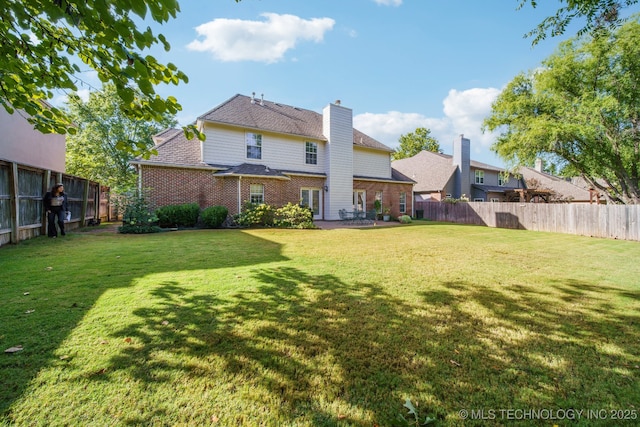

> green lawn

[{"left": 1, "top": 223, "right": 638, "bottom": 426}]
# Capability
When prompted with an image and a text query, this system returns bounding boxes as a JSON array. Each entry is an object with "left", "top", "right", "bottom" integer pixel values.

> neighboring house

[
  {"left": 0, "top": 105, "right": 66, "bottom": 172},
  {"left": 392, "top": 135, "right": 522, "bottom": 203},
  {"left": 516, "top": 163, "right": 597, "bottom": 203},
  {"left": 132, "top": 94, "right": 414, "bottom": 220}
]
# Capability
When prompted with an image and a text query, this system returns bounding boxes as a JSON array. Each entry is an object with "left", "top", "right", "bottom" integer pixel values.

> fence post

[
  {"left": 81, "top": 179, "right": 89, "bottom": 226},
  {"left": 9, "top": 162, "right": 19, "bottom": 244},
  {"left": 42, "top": 170, "right": 51, "bottom": 236}
]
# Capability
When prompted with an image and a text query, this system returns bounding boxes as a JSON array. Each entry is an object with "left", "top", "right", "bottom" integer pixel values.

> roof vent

[
  {"left": 335, "top": 99, "right": 341, "bottom": 105},
  {"left": 260, "top": 93, "right": 264, "bottom": 106},
  {"left": 251, "top": 92, "right": 256, "bottom": 104}
]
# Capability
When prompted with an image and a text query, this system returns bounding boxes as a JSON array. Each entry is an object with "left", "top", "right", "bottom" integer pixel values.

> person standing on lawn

[{"left": 44, "top": 183, "right": 69, "bottom": 238}]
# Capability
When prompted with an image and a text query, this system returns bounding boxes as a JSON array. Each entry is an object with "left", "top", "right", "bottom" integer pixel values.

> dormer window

[{"left": 246, "top": 133, "right": 262, "bottom": 159}]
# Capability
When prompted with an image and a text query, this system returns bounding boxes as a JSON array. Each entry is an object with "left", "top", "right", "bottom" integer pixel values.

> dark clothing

[{"left": 44, "top": 191, "right": 69, "bottom": 237}]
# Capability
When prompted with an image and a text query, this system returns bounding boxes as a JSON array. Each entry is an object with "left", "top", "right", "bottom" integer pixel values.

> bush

[
  {"left": 235, "top": 203, "right": 276, "bottom": 227},
  {"left": 274, "top": 203, "right": 315, "bottom": 229},
  {"left": 399, "top": 215, "right": 412, "bottom": 224},
  {"left": 201, "top": 205, "right": 228, "bottom": 228},
  {"left": 117, "top": 190, "right": 160, "bottom": 234},
  {"left": 155, "top": 203, "right": 200, "bottom": 228}
]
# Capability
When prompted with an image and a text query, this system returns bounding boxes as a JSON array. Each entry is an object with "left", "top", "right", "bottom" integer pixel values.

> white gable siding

[
  {"left": 201, "top": 124, "right": 325, "bottom": 173},
  {"left": 354, "top": 147, "right": 391, "bottom": 178}
]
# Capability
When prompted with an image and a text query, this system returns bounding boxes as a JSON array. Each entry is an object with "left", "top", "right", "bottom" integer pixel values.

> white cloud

[
  {"left": 354, "top": 87, "right": 502, "bottom": 155},
  {"left": 187, "top": 13, "right": 335, "bottom": 63},
  {"left": 442, "top": 87, "right": 501, "bottom": 148},
  {"left": 373, "top": 0, "right": 403, "bottom": 6},
  {"left": 354, "top": 111, "right": 447, "bottom": 150}
]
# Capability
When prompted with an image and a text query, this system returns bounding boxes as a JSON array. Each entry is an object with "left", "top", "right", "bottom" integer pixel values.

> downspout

[{"left": 237, "top": 176, "right": 242, "bottom": 215}]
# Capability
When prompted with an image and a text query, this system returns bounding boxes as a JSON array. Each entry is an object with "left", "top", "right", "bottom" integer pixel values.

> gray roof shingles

[{"left": 199, "top": 94, "right": 393, "bottom": 152}]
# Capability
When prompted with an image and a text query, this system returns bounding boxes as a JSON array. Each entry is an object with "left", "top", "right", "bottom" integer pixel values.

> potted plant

[{"left": 383, "top": 206, "right": 391, "bottom": 222}]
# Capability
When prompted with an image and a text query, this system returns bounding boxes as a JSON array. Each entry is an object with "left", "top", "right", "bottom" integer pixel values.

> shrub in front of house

[
  {"left": 201, "top": 205, "right": 229, "bottom": 228},
  {"left": 399, "top": 215, "right": 412, "bottom": 224},
  {"left": 235, "top": 202, "right": 276, "bottom": 227},
  {"left": 118, "top": 191, "right": 162, "bottom": 234},
  {"left": 155, "top": 203, "right": 200, "bottom": 228},
  {"left": 274, "top": 203, "right": 315, "bottom": 229}
]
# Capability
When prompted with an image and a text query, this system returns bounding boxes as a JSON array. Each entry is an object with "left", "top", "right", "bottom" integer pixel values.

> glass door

[
  {"left": 301, "top": 188, "right": 322, "bottom": 219},
  {"left": 353, "top": 190, "right": 366, "bottom": 213}
]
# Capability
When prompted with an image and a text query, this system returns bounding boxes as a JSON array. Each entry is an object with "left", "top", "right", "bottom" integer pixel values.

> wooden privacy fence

[
  {"left": 415, "top": 201, "right": 640, "bottom": 242},
  {"left": 0, "top": 160, "right": 109, "bottom": 246}
]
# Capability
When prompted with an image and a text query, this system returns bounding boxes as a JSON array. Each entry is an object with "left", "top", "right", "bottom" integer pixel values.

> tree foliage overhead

[
  {"left": 0, "top": 0, "right": 208, "bottom": 155},
  {"left": 65, "top": 84, "right": 176, "bottom": 193},
  {"left": 393, "top": 127, "right": 441, "bottom": 160},
  {"left": 521, "top": 0, "right": 639, "bottom": 44},
  {"left": 483, "top": 17, "right": 640, "bottom": 204}
]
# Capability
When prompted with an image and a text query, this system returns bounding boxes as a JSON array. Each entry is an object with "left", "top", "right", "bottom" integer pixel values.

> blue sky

[{"left": 67, "top": 0, "right": 640, "bottom": 166}]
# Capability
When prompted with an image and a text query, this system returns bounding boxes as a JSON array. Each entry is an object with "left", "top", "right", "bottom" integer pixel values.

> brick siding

[{"left": 141, "top": 165, "right": 413, "bottom": 218}]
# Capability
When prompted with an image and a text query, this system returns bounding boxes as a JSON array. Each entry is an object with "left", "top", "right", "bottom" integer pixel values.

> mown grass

[{"left": 0, "top": 222, "right": 638, "bottom": 426}]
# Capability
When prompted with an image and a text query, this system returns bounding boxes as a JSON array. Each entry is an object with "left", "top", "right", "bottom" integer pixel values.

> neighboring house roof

[
  {"left": 519, "top": 167, "right": 593, "bottom": 201},
  {"left": 473, "top": 184, "right": 517, "bottom": 193},
  {"left": 391, "top": 151, "right": 457, "bottom": 192},
  {"left": 198, "top": 94, "right": 393, "bottom": 153}
]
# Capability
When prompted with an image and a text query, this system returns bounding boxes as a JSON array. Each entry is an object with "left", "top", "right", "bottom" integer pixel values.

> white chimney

[{"left": 535, "top": 158, "right": 544, "bottom": 172}]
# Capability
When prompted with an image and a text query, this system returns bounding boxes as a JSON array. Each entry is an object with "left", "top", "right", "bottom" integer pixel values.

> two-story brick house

[{"left": 132, "top": 94, "right": 414, "bottom": 220}]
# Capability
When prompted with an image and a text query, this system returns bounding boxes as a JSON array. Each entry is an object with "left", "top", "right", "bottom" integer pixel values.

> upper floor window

[
  {"left": 399, "top": 192, "right": 407, "bottom": 213},
  {"left": 305, "top": 142, "right": 317, "bottom": 165},
  {"left": 250, "top": 184, "right": 264, "bottom": 204},
  {"left": 475, "top": 170, "right": 484, "bottom": 184},
  {"left": 246, "top": 133, "right": 262, "bottom": 160},
  {"left": 498, "top": 175, "right": 508, "bottom": 186}
]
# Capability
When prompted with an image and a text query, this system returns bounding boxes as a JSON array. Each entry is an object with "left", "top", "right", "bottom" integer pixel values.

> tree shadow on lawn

[
  {"left": 101, "top": 271, "right": 638, "bottom": 425},
  {"left": 0, "top": 231, "right": 287, "bottom": 422},
  {"left": 420, "top": 279, "right": 639, "bottom": 416},
  {"left": 4, "top": 229, "right": 639, "bottom": 426}
]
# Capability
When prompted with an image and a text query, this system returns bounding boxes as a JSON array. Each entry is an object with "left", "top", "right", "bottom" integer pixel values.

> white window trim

[
  {"left": 305, "top": 141, "right": 318, "bottom": 165},
  {"left": 250, "top": 183, "right": 264, "bottom": 204},
  {"left": 475, "top": 170, "right": 484, "bottom": 184},
  {"left": 246, "top": 133, "right": 262, "bottom": 160},
  {"left": 474, "top": 198, "right": 484, "bottom": 202},
  {"left": 399, "top": 192, "right": 407, "bottom": 213}
]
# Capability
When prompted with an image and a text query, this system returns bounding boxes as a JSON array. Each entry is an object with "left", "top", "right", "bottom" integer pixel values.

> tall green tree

[
  {"left": 65, "top": 84, "right": 176, "bottom": 192},
  {"left": 0, "top": 0, "right": 215, "bottom": 155},
  {"left": 483, "top": 17, "right": 640, "bottom": 204},
  {"left": 520, "top": 0, "right": 638, "bottom": 44},
  {"left": 393, "top": 127, "right": 441, "bottom": 160}
]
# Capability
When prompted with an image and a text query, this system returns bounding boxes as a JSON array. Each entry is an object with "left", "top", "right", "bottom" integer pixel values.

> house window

[
  {"left": 475, "top": 170, "right": 484, "bottom": 184},
  {"left": 399, "top": 192, "right": 406, "bottom": 213},
  {"left": 474, "top": 198, "right": 484, "bottom": 202},
  {"left": 305, "top": 142, "right": 317, "bottom": 165},
  {"left": 250, "top": 184, "right": 264, "bottom": 204},
  {"left": 491, "top": 198, "right": 500, "bottom": 202},
  {"left": 246, "top": 133, "right": 262, "bottom": 159},
  {"left": 498, "top": 175, "right": 508, "bottom": 186}
]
